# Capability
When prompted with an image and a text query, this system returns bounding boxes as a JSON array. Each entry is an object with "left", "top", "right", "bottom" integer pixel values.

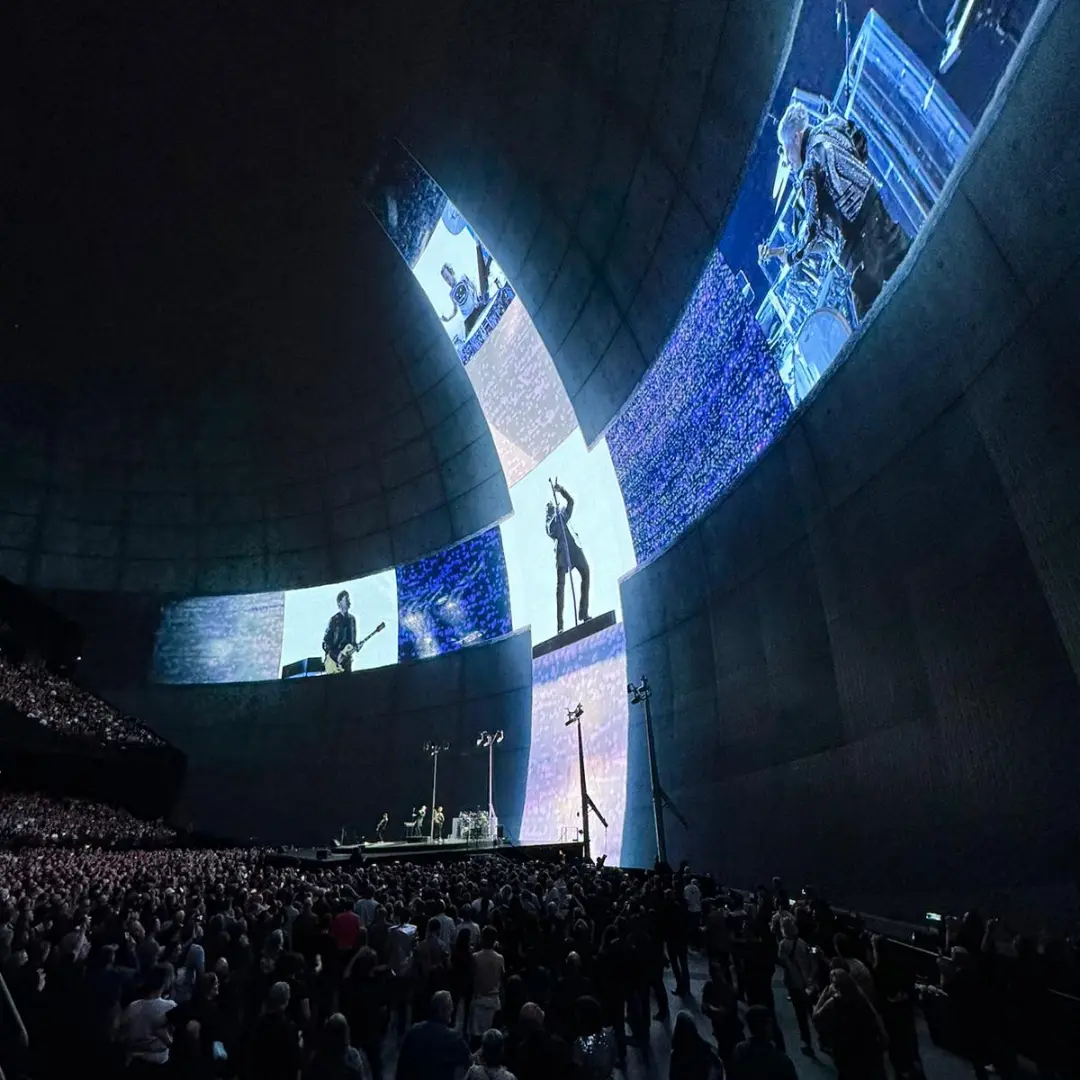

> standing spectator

[
  {"left": 465, "top": 1027, "right": 517, "bottom": 1080},
  {"left": 869, "top": 934, "right": 923, "bottom": 1079},
  {"left": 730, "top": 1005, "right": 797, "bottom": 1080},
  {"left": 504, "top": 1002, "right": 571, "bottom": 1080},
  {"left": 341, "top": 947, "right": 387, "bottom": 1080},
  {"left": 305, "top": 1013, "right": 372, "bottom": 1080},
  {"left": 469, "top": 926, "right": 505, "bottom": 1044},
  {"left": 812, "top": 968, "right": 887, "bottom": 1080},
  {"left": 570, "top": 995, "right": 618, "bottom": 1080},
  {"left": 248, "top": 981, "right": 303, "bottom": 1080},
  {"left": 701, "top": 960, "right": 743, "bottom": 1068},
  {"left": 449, "top": 926, "right": 475, "bottom": 1029},
  {"left": 669, "top": 1009, "right": 723, "bottom": 1080},
  {"left": 395, "top": 990, "right": 471, "bottom": 1080},
  {"left": 662, "top": 889, "right": 692, "bottom": 997},
  {"left": 776, "top": 917, "right": 816, "bottom": 1056},
  {"left": 119, "top": 963, "right": 177, "bottom": 1073},
  {"left": 684, "top": 878, "right": 703, "bottom": 938},
  {"left": 833, "top": 933, "right": 875, "bottom": 1001}
]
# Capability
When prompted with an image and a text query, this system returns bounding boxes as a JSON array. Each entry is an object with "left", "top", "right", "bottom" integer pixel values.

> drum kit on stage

[{"left": 454, "top": 808, "right": 492, "bottom": 841}]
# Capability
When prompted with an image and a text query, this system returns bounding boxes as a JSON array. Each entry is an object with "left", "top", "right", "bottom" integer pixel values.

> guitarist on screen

[{"left": 323, "top": 590, "right": 358, "bottom": 674}]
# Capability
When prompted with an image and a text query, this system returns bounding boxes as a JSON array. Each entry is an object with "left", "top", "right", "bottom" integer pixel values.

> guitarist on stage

[{"left": 322, "top": 590, "right": 358, "bottom": 674}]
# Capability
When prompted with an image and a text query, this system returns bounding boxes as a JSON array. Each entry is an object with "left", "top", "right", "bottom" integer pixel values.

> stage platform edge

[{"left": 268, "top": 839, "right": 584, "bottom": 868}]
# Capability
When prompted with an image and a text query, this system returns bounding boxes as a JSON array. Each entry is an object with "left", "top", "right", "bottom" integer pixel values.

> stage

[{"left": 267, "top": 837, "right": 583, "bottom": 868}]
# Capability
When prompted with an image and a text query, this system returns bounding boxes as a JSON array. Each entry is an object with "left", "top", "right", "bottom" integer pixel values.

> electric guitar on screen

[{"left": 324, "top": 622, "right": 386, "bottom": 674}]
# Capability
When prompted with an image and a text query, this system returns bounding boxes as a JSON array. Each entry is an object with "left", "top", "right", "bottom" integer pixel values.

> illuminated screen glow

[
  {"left": 461, "top": 296, "right": 578, "bottom": 486},
  {"left": 609, "top": 1, "right": 1033, "bottom": 566},
  {"left": 152, "top": 592, "right": 286, "bottom": 685},
  {"left": 149, "top": 529, "right": 511, "bottom": 683},
  {"left": 519, "top": 622, "right": 628, "bottom": 865},
  {"left": 364, "top": 141, "right": 638, "bottom": 861},
  {"left": 395, "top": 527, "right": 511, "bottom": 661},
  {"left": 501, "top": 430, "right": 635, "bottom": 645},
  {"left": 608, "top": 250, "right": 790, "bottom": 565}
]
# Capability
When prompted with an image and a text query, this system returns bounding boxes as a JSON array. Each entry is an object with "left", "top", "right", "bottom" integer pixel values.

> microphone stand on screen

[{"left": 549, "top": 477, "right": 579, "bottom": 634}]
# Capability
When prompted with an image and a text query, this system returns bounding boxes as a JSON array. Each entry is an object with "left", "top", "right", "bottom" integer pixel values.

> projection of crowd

[{"left": 150, "top": 1, "right": 1032, "bottom": 864}]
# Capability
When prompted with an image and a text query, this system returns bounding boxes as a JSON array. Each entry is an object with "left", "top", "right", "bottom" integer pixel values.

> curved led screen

[{"left": 610, "top": 0, "right": 1034, "bottom": 565}]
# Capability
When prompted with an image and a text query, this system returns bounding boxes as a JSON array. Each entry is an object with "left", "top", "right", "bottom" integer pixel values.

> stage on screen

[{"left": 609, "top": 0, "right": 1036, "bottom": 563}]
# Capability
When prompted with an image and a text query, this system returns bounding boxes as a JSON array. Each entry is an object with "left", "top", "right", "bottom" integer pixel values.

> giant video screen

[
  {"left": 150, "top": 529, "right": 508, "bottom": 684},
  {"left": 609, "top": 0, "right": 1036, "bottom": 564},
  {"left": 364, "top": 141, "right": 636, "bottom": 859}
]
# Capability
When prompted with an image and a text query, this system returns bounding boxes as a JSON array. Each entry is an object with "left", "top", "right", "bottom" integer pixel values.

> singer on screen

[{"left": 546, "top": 482, "right": 590, "bottom": 634}]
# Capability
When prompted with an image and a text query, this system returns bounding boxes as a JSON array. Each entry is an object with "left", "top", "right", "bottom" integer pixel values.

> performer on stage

[
  {"left": 760, "top": 102, "right": 910, "bottom": 322},
  {"left": 546, "top": 482, "right": 590, "bottom": 634},
  {"left": 433, "top": 806, "right": 445, "bottom": 842},
  {"left": 376, "top": 812, "right": 388, "bottom": 842},
  {"left": 416, "top": 805, "right": 427, "bottom": 834},
  {"left": 322, "top": 590, "right": 358, "bottom": 674}
]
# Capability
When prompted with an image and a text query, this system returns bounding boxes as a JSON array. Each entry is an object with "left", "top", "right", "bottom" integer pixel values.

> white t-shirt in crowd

[
  {"left": 684, "top": 882, "right": 702, "bottom": 914},
  {"left": 123, "top": 996, "right": 177, "bottom": 1063}
]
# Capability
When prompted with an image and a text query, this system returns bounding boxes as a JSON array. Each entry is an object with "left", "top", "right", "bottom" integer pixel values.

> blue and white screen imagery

[
  {"left": 608, "top": 251, "right": 790, "bottom": 566},
  {"left": 501, "top": 430, "right": 635, "bottom": 646},
  {"left": 717, "top": 0, "right": 1033, "bottom": 409},
  {"left": 396, "top": 527, "right": 512, "bottom": 662},
  {"left": 609, "top": 1, "right": 1035, "bottom": 563},
  {"left": 521, "top": 623, "right": 628, "bottom": 865},
  {"left": 151, "top": 570, "right": 399, "bottom": 685}
]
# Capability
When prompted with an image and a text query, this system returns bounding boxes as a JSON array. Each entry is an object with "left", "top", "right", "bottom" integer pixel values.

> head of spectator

[
  {"left": 430, "top": 988, "right": 454, "bottom": 1026},
  {"left": 574, "top": 994, "right": 603, "bottom": 1038},
  {"left": 745, "top": 1004, "right": 775, "bottom": 1040},
  {"left": 266, "top": 980, "right": 290, "bottom": 1014},
  {"left": 478, "top": 1027, "right": 507, "bottom": 1067}
]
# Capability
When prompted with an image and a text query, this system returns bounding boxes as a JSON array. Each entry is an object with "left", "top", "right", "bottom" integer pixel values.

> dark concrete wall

[
  {"left": 107, "top": 632, "right": 533, "bottom": 846},
  {"left": 4, "top": 13, "right": 510, "bottom": 596},
  {"left": 347, "top": 0, "right": 799, "bottom": 444},
  {"left": 620, "top": 0, "right": 1080, "bottom": 927}
]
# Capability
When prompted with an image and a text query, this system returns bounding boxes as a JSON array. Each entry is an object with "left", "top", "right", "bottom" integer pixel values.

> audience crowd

[
  {"left": 1, "top": 824, "right": 1078, "bottom": 1080},
  {"left": 0, "top": 651, "right": 166, "bottom": 747},
  {"left": 0, "top": 792, "right": 176, "bottom": 848}
]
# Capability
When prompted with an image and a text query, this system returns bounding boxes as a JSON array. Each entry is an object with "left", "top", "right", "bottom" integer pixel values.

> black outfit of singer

[
  {"left": 546, "top": 485, "right": 590, "bottom": 634},
  {"left": 376, "top": 813, "right": 388, "bottom": 842},
  {"left": 322, "top": 610, "right": 358, "bottom": 672},
  {"left": 785, "top": 115, "right": 910, "bottom": 322}
]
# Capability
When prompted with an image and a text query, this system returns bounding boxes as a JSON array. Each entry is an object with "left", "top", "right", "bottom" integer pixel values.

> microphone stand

[{"left": 548, "top": 477, "right": 579, "bottom": 633}]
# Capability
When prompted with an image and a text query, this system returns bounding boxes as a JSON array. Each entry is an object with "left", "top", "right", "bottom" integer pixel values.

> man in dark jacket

[
  {"left": 545, "top": 483, "right": 590, "bottom": 634},
  {"left": 323, "top": 591, "right": 358, "bottom": 673}
]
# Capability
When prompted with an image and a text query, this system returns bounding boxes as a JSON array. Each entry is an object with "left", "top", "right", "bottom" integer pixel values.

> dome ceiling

[{"left": 4, "top": 4, "right": 509, "bottom": 594}]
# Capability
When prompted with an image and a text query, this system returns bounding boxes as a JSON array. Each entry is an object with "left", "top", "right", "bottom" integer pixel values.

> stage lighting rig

[
  {"left": 476, "top": 730, "right": 504, "bottom": 835},
  {"left": 627, "top": 676, "right": 688, "bottom": 867},
  {"left": 564, "top": 704, "right": 606, "bottom": 861},
  {"left": 423, "top": 740, "right": 450, "bottom": 842}
]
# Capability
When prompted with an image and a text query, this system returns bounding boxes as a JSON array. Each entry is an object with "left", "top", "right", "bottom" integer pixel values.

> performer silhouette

[
  {"left": 376, "top": 812, "right": 388, "bottom": 842},
  {"left": 546, "top": 482, "right": 590, "bottom": 634}
]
